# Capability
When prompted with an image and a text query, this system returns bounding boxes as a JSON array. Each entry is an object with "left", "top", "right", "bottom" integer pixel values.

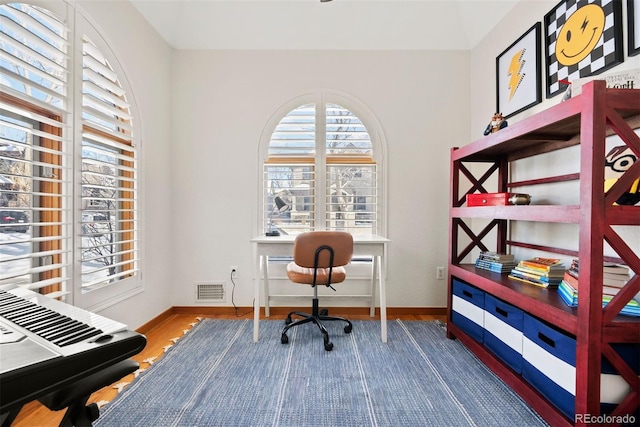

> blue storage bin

[
  {"left": 600, "top": 343, "right": 640, "bottom": 418},
  {"left": 522, "top": 314, "right": 639, "bottom": 420},
  {"left": 522, "top": 314, "right": 576, "bottom": 419},
  {"left": 483, "top": 294, "right": 524, "bottom": 373},
  {"left": 451, "top": 279, "right": 484, "bottom": 342}
]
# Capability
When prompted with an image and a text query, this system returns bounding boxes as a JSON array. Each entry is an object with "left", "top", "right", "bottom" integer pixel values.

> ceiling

[{"left": 130, "top": 0, "right": 521, "bottom": 50}]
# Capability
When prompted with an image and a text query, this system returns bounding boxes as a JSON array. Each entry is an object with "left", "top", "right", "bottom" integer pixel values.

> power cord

[{"left": 230, "top": 269, "right": 254, "bottom": 317}]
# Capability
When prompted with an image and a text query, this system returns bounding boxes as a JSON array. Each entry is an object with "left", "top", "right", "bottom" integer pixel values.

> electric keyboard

[{"left": 0, "top": 287, "right": 146, "bottom": 417}]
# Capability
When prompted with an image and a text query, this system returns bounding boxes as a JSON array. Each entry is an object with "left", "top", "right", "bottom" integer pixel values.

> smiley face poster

[{"left": 544, "top": 0, "right": 623, "bottom": 98}]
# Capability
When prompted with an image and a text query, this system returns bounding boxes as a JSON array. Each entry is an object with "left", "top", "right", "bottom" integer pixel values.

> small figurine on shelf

[
  {"left": 559, "top": 79, "right": 572, "bottom": 101},
  {"left": 483, "top": 112, "right": 508, "bottom": 136}
]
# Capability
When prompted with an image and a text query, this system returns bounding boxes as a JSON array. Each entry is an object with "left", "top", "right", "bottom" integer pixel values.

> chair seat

[{"left": 287, "top": 262, "right": 346, "bottom": 285}]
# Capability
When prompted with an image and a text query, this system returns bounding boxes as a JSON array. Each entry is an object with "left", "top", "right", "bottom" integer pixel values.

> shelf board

[
  {"left": 450, "top": 205, "right": 581, "bottom": 222},
  {"left": 451, "top": 205, "right": 640, "bottom": 225},
  {"left": 452, "top": 87, "right": 640, "bottom": 163}
]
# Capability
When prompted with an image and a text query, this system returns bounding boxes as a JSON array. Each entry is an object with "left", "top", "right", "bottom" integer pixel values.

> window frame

[
  {"left": 257, "top": 90, "right": 387, "bottom": 238},
  {"left": 0, "top": 92, "right": 68, "bottom": 296},
  {"left": 0, "top": 2, "right": 143, "bottom": 312},
  {"left": 73, "top": 11, "right": 142, "bottom": 311}
]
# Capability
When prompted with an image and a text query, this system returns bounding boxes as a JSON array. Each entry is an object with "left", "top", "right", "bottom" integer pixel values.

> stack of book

[
  {"left": 475, "top": 251, "right": 517, "bottom": 273},
  {"left": 558, "top": 261, "right": 639, "bottom": 317},
  {"left": 508, "top": 257, "right": 566, "bottom": 288},
  {"left": 603, "top": 263, "right": 633, "bottom": 288}
]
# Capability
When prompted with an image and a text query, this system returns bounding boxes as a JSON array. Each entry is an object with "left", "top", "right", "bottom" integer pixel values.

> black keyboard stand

[
  {"left": 0, "top": 359, "right": 139, "bottom": 427},
  {"left": 40, "top": 358, "right": 139, "bottom": 427}
]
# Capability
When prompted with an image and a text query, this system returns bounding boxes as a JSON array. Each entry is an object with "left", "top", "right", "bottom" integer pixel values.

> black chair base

[{"left": 281, "top": 298, "right": 352, "bottom": 351}]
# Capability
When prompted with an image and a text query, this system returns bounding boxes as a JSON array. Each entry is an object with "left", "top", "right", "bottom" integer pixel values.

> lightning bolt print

[
  {"left": 581, "top": 17, "right": 589, "bottom": 32},
  {"left": 507, "top": 48, "right": 526, "bottom": 101}
]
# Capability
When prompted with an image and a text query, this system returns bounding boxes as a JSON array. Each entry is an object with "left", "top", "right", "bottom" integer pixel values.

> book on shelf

[
  {"left": 508, "top": 274, "right": 556, "bottom": 288},
  {"left": 603, "top": 273, "right": 630, "bottom": 287},
  {"left": 567, "top": 260, "right": 631, "bottom": 287},
  {"left": 513, "top": 264, "right": 566, "bottom": 278},
  {"left": 603, "top": 263, "right": 631, "bottom": 275},
  {"left": 478, "top": 251, "right": 515, "bottom": 262},
  {"left": 558, "top": 280, "right": 640, "bottom": 317},
  {"left": 475, "top": 259, "right": 517, "bottom": 273},
  {"left": 560, "top": 271, "right": 640, "bottom": 302},
  {"left": 508, "top": 258, "right": 566, "bottom": 288},
  {"left": 603, "top": 296, "right": 640, "bottom": 317},
  {"left": 508, "top": 270, "right": 562, "bottom": 287},
  {"left": 475, "top": 252, "right": 516, "bottom": 273},
  {"left": 519, "top": 257, "right": 565, "bottom": 271},
  {"left": 603, "top": 263, "right": 631, "bottom": 286},
  {"left": 558, "top": 281, "right": 578, "bottom": 305},
  {"left": 562, "top": 271, "right": 579, "bottom": 289}
]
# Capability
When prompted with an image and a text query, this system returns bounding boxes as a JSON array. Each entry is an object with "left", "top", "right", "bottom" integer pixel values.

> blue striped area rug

[{"left": 95, "top": 319, "right": 548, "bottom": 427}]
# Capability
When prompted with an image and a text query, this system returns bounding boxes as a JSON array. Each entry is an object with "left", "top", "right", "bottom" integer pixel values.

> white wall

[
  {"left": 171, "top": 50, "right": 470, "bottom": 308},
  {"left": 76, "top": 0, "right": 174, "bottom": 329},
  {"left": 71, "top": 0, "right": 638, "bottom": 322}
]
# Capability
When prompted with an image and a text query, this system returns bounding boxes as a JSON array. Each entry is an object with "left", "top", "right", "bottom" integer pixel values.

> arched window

[
  {"left": 80, "top": 36, "right": 138, "bottom": 291},
  {"left": 0, "top": 2, "right": 140, "bottom": 306},
  {"left": 262, "top": 94, "right": 383, "bottom": 236}
]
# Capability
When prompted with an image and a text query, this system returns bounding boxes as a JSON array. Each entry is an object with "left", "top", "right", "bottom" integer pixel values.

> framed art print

[
  {"left": 629, "top": 0, "right": 640, "bottom": 56},
  {"left": 544, "top": 0, "right": 624, "bottom": 98},
  {"left": 496, "top": 22, "right": 542, "bottom": 118}
]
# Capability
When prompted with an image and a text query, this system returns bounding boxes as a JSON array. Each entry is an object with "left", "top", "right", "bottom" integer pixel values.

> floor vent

[{"left": 195, "top": 282, "right": 225, "bottom": 302}]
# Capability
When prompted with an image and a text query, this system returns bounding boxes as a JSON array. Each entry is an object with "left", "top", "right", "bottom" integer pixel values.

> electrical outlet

[
  {"left": 230, "top": 266, "right": 238, "bottom": 278},
  {"left": 436, "top": 266, "right": 445, "bottom": 280}
]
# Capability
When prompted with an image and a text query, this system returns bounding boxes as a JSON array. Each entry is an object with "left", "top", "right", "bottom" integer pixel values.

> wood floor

[{"left": 12, "top": 307, "right": 445, "bottom": 427}]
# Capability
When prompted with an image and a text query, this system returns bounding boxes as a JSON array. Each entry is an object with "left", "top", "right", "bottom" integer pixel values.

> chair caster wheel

[
  {"left": 319, "top": 308, "right": 329, "bottom": 316},
  {"left": 324, "top": 342, "right": 333, "bottom": 351},
  {"left": 344, "top": 324, "right": 352, "bottom": 334},
  {"left": 281, "top": 334, "right": 289, "bottom": 344},
  {"left": 285, "top": 317, "right": 292, "bottom": 325}
]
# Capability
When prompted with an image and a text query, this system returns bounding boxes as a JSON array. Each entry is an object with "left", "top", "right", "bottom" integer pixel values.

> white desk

[{"left": 251, "top": 234, "right": 390, "bottom": 343}]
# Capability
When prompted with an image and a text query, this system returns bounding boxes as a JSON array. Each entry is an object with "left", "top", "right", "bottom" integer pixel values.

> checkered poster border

[{"left": 544, "top": 0, "right": 623, "bottom": 98}]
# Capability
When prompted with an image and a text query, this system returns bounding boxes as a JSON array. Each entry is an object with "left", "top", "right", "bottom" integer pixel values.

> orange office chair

[{"left": 280, "top": 231, "right": 354, "bottom": 351}]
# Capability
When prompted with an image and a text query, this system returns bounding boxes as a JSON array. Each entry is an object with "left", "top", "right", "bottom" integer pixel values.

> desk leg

[
  {"left": 378, "top": 254, "right": 387, "bottom": 343},
  {"left": 254, "top": 254, "right": 261, "bottom": 342},
  {"left": 262, "top": 256, "right": 270, "bottom": 318},
  {"left": 370, "top": 256, "right": 377, "bottom": 317}
]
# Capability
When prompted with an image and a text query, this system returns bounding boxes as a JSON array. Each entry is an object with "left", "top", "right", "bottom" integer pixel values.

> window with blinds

[
  {"left": 80, "top": 36, "right": 138, "bottom": 290},
  {"left": 0, "top": 3, "right": 139, "bottom": 301},
  {"left": 0, "top": 3, "right": 71, "bottom": 298},
  {"left": 264, "top": 102, "right": 377, "bottom": 235}
]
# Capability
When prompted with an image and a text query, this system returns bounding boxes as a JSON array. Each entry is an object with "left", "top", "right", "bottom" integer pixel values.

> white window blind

[
  {"left": 263, "top": 164, "right": 316, "bottom": 234},
  {"left": 80, "top": 36, "right": 138, "bottom": 290},
  {"left": 326, "top": 103, "right": 372, "bottom": 157},
  {"left": 326, "top": 164, "right": 377, "bottom": 233},
  {"left": 0, "top": 3, "right": 71, "bottom": 298},
  {"left": 264, "top": 102, "right": 376, "bottom": 236},
  {"left": 0, "top": 3, "right": 68, "bottom": 112}
]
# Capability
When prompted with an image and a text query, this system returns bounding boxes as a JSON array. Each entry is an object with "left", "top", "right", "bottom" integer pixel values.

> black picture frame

[
  {"left": 544, "top": 0, "right": 624, "bottom": 98},
  {"left": 629, "top": 0, "right": 640, "bottom": 56},
  {"left": 496, "top": 23, "right": 542, "bottom": 118}
]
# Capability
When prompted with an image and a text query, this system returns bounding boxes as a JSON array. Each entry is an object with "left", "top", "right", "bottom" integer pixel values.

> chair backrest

[{"left": 293, "top": 231, "right": 353, "bottom": 268}]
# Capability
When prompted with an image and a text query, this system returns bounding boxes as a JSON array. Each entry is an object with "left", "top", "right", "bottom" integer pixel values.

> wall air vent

[{"left": 195, "top": 282, "right": 225, "bottom": 303}]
